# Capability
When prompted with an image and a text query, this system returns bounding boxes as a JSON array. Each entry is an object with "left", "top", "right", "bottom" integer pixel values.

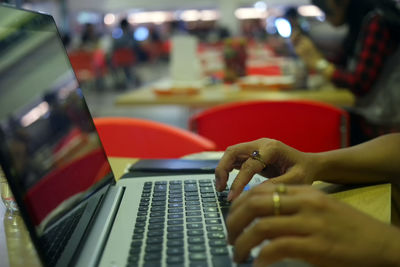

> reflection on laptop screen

[{"left": 0, "top": 7, "right": 111, "bottom": 230}]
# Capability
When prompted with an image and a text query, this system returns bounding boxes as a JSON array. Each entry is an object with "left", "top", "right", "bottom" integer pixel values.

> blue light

[
  {"left": 134, "top": 26, "right": 149, "bottom": 42},
  {"left": 275, "top": 18, "right": 292, "bottom": 38},
  {"left": 112, "top": 28, "right": 123, "bottom": 39}
]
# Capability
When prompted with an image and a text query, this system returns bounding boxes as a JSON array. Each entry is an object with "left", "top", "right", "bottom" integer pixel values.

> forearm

[{"left": 311, "top": 133, "right": 400, "bottom": 184}]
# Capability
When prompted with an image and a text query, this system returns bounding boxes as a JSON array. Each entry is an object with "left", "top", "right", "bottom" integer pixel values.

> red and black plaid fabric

[{"left": 331, "top": 14, "right": 398, "bottom": 96}]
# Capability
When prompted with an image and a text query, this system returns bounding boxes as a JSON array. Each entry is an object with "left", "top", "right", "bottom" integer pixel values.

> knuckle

[
  {"left": 301, "top": 192, "right": 327, "bottom": 211},
  {"left": 262, "top": 139, "right": 282, "bottom": 152},
  {"left": 225, "top": 145, "right": 237, "bottom": 154}
]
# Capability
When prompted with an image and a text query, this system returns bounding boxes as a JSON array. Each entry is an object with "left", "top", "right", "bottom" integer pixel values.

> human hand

[
  {"left": 227, "top": 184, "right": 400, "bottom": 267},
  {"left": 291, "top": 32, "right": 324, "bottom": 71},
  {"left": 215, "top": 138, "right": 316, "bottom": 201}
]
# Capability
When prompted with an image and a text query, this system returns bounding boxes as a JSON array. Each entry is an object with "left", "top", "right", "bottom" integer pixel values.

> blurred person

[
  {"left": 284, "top": 6, "right": 309, "bottom": 35},
  {"left": 111, "top": 18, "right": 140, "bottom": 89},
  {"left": 292, "top": 0, "right": 400, "bottom": 145},
  {"left": 215, "top": 135, "right": 400, "bottom": 266},
  {"left": 80, "top": 23, "right": 100, "bottom": 50}
]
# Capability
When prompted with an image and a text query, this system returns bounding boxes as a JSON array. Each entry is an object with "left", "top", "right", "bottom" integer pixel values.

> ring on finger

[
  {"left": 275, "top": 184, "right": 287, "bottom": 194},
  {"left": 251, "top": 150, "right": 266, "bottom": 169},
  {"left": 272, "top": 192, "right": 281, "bottom": 216}
]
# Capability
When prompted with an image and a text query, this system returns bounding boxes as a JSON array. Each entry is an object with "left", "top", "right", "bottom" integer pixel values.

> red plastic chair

[
  {"left": 189, "top": 100, "right": 349, "bottom": 152},
  {"left": 93, "top": 117, "right": 216, "bottom": 158},
  {"left": 111, "top": 48, "right": 136, "bottom": 68},
  {"left": 68, "top": 49, "right": 107, "bottom": 82}
]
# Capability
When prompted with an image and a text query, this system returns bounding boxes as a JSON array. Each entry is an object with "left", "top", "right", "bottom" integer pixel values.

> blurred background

[{"left": 0, "top": 0, "right": 348, "bottom": 128}]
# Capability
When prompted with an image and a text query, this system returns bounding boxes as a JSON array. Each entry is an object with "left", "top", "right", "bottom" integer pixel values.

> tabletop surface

[
  {"left": 115, "top": 82, "right": 355, "bottom": 108},
  {"left": 0, "top": 156, "right": 393, "bottom": 267}
]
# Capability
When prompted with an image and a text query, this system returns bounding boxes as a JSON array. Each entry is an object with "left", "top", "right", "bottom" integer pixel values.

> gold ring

[
  {"left": 275, "top": 184, "right": 287, "bottom": 194},
  {"left": 272, "top": 192, "right": 281, "bottom": 216},
  {"left": 251, "top": 150, "right": 266, "bottom": 169}
]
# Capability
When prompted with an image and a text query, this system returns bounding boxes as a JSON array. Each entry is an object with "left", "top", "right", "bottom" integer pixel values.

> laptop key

[
  {"left": 209, "top": 239, "right": 227, "bottom": 247},
  {"left": 202, "top": 203, "right": 217, "bottom": 207},
  {"left": 132, "top": 233, "right": 144, "bottom": 240},
  {"left": 168, "top": 203, "right": 183, "bottom": 208},
  {"left": 186, "top": 211, "right": 202, "bottom": 217},
  {"left": 189, "top": 252, "right": 207, "bottom": 261},
  {"left": 167, "top": 239, "right": 184, "bottom": 247},
  {"left": 167, "top": 247, "right": 184, "bottom": 255},
  {"left": 205, "top": 219, "right": 222, "bottom": 225},
  {"left": 187, "top": 223, "right": 203, "bottom": 229},
  {"left": 168, "top": 213, "right": 183, "bottom": 219},
  {"left": 148, "top": 223, "right": 164, "bottom": 230},
  {"left": 208, "top": 232, "right": 225, "bottom": 239},
  {"left": 167, "top": 232, "right": 184, "bottom": 239},
  {"left": 212, "top": 256, "right": 232, "bottom": 267},
  {"left": 206, "top": 225, "right": 223, "bottom": 232},
  {"left": 145, "top": 244, "right": 163, "bottom": 253},
  {"left": 189, "top": 245, "right": 206, "bottom": 252},
  {"left": 210, "top": 247, "right": 229, "bottom": 255},
  {"left": 186, "top": 217, "right": 202, "bottom": 223},
  {"left": 187, "top": 230, "right": 204, "bottom": 236},
  {"left": 167, "top": 219, "right": 184, "bottom": 225},
  {"left": 147, "top": 230, "right": 163, "bottom": 237},
  {"left": 146, "top": 237, "right": 163, "bottom": 244},
  {"left": 167, "top": 225, "right": 184, "bottom": 232},
  {"left": 127, "top": 254, "right": 139, "bottom": 264},
  {"left": 149, "top": 217, "right": 164, "bottom": 223},
  {"left": 188, "top": 236, "right": 205, "bottom": 244},
  {"left": 190, "top": 262, "right": 208, "bottom": 267},
  {"left": 144, "top": 253, "right": 162, "bottom": 261},
  {"left": 167, "top": 255, "right": 184, "bottom": 264},
  {"left": 129, "top": 246, "right": 141, "bottom": 255},
  {"left": 150, "top": 212, "right": 165, "bottom": 217}
]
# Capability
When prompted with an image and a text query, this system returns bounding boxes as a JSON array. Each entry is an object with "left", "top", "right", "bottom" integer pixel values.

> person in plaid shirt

[{"left": 293, "top": 0, "right": 400, "bottom": 145}]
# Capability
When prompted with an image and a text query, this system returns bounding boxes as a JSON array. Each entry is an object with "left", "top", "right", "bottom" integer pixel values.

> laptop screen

[{"left": 0, "top": 6, "right": 112, "bottom": 231}]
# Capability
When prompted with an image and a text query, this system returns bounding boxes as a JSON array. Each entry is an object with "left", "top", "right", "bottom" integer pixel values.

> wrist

[
  {"left": 315, "top": 59, "right": 335, "bottom": 80},
  {"left": 306, "top": 152, "right": 328, "bottom": 183},
  {"left": 304, "top": 153, "right": 324, "bottom": 183}
]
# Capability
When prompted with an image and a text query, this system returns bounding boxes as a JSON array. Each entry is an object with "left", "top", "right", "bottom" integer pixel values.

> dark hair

[{"left": 120, "top": 18, "right": 129, "bottom": 29}]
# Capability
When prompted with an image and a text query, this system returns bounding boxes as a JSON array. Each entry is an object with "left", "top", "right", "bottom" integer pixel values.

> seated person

[
  {"left": 292, "top": 0, "right": 400, "bottom": 145},
  {"left": 215, "top": 134, "right": 400, "bottom": 266}
]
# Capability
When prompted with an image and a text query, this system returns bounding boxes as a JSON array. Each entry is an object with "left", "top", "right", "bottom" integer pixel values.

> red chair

[
  {"left": 189, "top": 100, "right": 349, "bottom": 152},
  {"left": 93, "top": 117, "right": 216, "bottom": 158},
  {"left": 68, "top": 49, "right": 107, "bottom": 82},
  {"left": 111, "top": 48, "right": 136, "bottom": 68}
]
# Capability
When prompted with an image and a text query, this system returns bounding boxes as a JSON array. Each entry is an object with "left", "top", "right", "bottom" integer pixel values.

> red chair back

[
  {"left": 189, "top": 100, "right": 349, "bottom": 152},
  {"left": 93, "top": 117, "right": 216, "bottom": 158},
  {"left": 112, "top": 48, "right": 136, "bottom": 67},
  {"left": 68, "top": 49, "right": 106, "bottom": 81}
]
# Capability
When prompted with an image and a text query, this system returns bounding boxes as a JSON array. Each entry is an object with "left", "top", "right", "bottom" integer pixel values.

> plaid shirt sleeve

[{"left": 331, "top": 14, "right": 397, "bottom": 96}]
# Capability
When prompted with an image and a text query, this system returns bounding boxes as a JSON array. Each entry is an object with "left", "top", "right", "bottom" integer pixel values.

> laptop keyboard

[
  {"left": 126, "top": 178, "right": 232, "bottom": 267},
  {"left": 41, "top": 205, "right": 86, "bottom": 266}
]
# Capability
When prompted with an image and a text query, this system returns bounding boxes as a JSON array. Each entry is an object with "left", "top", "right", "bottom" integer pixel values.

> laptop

[{"left": 0, "top": 5, "right": 311, "bottom": 267}]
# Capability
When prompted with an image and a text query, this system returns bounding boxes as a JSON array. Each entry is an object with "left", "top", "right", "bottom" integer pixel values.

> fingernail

[
  {"left": 216, "top": 181, "right": 223, "bottom": 192},
  {"left": 227, "top": 190, "right": 234, "bottom": 202}
]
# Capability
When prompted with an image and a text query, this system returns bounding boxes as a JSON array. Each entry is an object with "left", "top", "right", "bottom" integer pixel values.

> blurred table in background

[{"left": 115, "top": 82, "right": 355, "bottom": 108}]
